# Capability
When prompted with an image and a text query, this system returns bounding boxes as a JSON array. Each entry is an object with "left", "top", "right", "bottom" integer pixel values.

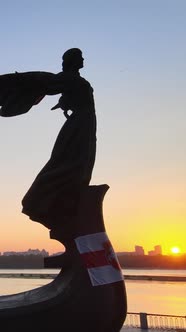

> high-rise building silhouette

[
  {"left": 135, "top": 245, "right": 144, "bottom": 255},
  {"left": 148, "top": 245, "right": 162, "bottom": 256}
]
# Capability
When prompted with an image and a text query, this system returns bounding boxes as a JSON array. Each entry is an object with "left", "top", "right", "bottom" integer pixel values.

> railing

[{"left": 125, "top": 312, "right": 186, "bottom": 330}]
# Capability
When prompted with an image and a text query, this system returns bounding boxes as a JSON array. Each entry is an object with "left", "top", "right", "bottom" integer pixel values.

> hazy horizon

[{"left": 0, "top": 245, "right": 185, "bottom": 257}]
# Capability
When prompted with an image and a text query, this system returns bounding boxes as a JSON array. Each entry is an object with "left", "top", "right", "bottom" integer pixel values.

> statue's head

[{"left": 62, "top": 48, "right": 84, "bottom": 72}]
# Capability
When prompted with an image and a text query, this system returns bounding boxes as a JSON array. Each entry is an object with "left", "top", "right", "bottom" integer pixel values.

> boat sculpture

[{"left": 0, "top": 185, "right": 127, "bottom": 332}]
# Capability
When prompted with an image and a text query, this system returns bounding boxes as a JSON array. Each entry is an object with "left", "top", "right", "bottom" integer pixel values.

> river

[{"left": 0, "top": 268, "right": 185, "bottom": 316}]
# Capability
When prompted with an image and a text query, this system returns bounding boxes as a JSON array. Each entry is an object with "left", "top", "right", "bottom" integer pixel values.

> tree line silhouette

[{"left": 0, "top": 253, "right": 185, "bottom": 269}]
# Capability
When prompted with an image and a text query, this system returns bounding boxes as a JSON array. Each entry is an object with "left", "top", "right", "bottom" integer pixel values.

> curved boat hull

[{"left": 0, "top": 185, "right": 127, "bottom": 331}]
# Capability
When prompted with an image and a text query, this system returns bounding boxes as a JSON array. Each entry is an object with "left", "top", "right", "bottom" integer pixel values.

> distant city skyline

[
  {"left": 1, "top": 244, "right": 185, "bottom": 257},
  {"left": 1, "top": 248, "right": 49, "bottom": 257},
  {"left": 114, "top": 244, "right": 184, "bottom": 256}
]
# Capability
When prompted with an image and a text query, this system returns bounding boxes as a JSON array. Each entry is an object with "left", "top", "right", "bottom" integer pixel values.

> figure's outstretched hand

[
  {"left": 51, "top": 95, "right": 71, "bottom": 112},
  {"left": 51, "top": 103, "right": 60, "bottom": 110},
  {"left": 51, "top": 102, "right": 70, "bottom": 119}
]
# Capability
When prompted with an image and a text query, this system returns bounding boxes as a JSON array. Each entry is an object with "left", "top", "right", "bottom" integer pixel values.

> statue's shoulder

[
  {"left": 80, "top": 76, "right": 94, "bottom": 93},
  {"left": 51, "top": 72, "right": 93, "bottom": 93}
]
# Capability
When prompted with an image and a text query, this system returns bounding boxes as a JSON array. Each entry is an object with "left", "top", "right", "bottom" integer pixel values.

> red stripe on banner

[{"left": 81, "top": 250, "right": 108, "bottom": 268}]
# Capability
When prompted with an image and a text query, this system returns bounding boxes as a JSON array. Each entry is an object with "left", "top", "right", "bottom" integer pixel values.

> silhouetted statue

[
  {"left": 21, "top": 49, "right": 97, "bottom": 229},
  {"left": 0, "top": 48, "right": 96, "bottom": 229},
  {"left": 0, "top": 49, "right": 127, "bottom": 332}
]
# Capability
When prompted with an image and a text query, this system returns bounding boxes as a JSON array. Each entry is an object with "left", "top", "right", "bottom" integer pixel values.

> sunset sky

[{"left": 0, "top": 0, "right": 185, "bottom": 255}]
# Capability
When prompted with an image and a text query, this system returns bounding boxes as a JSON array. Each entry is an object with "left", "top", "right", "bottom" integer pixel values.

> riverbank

[
  {"left": 124, "top": 274, "right": 186, "bottom": 282},
  {"left": 0, "top": 273, "right": 185, "bottom": 282}
]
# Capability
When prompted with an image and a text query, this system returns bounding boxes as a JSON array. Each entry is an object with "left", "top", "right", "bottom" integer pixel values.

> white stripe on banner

[
  {"left": 88, "top": 265, "right": 124, "bottom": 286},
  {"left": 75, "top": 232, "right": 108, "bottom": 253},
  {"left": 75, "top": 232, "right": 124, "bottom": 286}
]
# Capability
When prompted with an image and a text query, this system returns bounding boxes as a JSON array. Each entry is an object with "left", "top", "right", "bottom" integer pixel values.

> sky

[{"left": 0, "top": 0, "right": 185, "bottom": 256}]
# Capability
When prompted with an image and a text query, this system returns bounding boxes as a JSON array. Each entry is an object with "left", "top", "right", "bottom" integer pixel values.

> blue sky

[{"left": 0, "top": 1, "right": 185, "bottom": 254}]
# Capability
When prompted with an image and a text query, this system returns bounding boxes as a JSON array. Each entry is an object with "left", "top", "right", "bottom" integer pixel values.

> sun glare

[{"left": 171, "top": 247, "right": 181, "bottom": 254}]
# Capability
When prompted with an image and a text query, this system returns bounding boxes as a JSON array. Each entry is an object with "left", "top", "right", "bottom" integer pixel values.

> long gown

[{"left": 21, "top": 74, "right": 97, "bottom": 229}]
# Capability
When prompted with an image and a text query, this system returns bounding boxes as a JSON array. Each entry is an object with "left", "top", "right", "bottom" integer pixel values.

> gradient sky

[{"left": 0, "top": 0, "right": 185, "bottom": 255}]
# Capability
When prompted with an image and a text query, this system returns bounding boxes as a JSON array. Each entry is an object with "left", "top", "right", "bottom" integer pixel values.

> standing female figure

[{"left": 21, "top": 48, "right": 97, "bottom": 229}]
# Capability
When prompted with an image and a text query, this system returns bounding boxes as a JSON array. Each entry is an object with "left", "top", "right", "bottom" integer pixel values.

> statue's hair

[{"left": 62, "top": 48, "right": 82, "bottom": 71}]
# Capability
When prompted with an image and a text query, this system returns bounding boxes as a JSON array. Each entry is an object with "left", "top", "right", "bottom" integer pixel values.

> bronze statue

[
  {"left": 0, "top": 49, "right": 127, "bottom": 332},
  {"left": 21, "top": 48, "right": 97, "bottom": 229},
  {"left": 0, "top": 48, "right": 96, "bottom": 230}
]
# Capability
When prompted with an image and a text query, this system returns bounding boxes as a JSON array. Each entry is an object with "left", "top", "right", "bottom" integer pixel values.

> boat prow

[{"left": 0, "top": 185, "right": 127, "bottom": 332}]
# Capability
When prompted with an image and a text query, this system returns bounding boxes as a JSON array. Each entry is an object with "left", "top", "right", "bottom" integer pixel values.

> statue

[
  {"left": 0, "top": 49, "right": 127, "bottom": 332},
  {"left": 21, "top": 48, "right": 97, "bottom": 230}
]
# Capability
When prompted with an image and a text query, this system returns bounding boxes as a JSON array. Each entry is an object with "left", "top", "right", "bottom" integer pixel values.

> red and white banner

[{"left": 75, "top": 232, "right": 124, "bottom": 286}]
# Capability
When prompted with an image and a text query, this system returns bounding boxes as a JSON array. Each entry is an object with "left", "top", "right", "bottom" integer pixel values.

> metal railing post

[{"left": 140, "top": 312, "right": 148, "bottom": 329}]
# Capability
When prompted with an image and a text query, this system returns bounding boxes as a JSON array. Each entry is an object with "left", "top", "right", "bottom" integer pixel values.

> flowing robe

[{"left": 0, "top": 71, "right": 97, "bottom": 228}]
